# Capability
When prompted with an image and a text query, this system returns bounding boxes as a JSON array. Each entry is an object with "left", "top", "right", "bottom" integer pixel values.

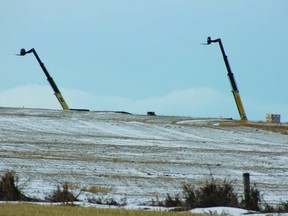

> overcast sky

[{"left": 1, "top": 0, "right": 288, "bottom": 121}]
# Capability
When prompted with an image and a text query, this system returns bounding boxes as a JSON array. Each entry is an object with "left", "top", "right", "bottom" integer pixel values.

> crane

[
  {"left": 206, "top": 37, "right": 247, "bottom": 121},
  {"left": 19, "top": 48, "right": 70, "bottom": 110}
]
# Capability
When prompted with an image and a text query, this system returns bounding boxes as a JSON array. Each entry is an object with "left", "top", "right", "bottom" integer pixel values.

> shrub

[
  {"left": 0, "top": 171, "right": 36, "bottom": 201},
  {"left": 88, "top": 196, "right": 127, "bottom": 206},
  {"left": 277, "top": 201, "right": 288, "bottom": 213},
  {"left": 240, "top": 183, "right": 261, "bottom": 211},
  {"left": 182, "top": 184, "right": 196, "bottom": 209},
  {"left": 247, "top": 186, "right": 261, "bottom": 211},
  {"left": 45, "top": 182, "right": 79, "bottom": 203},
  {"left": 195, "top": 178, "right": 239, "bottom": 208},
  {"left": 157, "top": 177, "right": 239, "bottom": 210},
  {"left": 163, "top": 194, "right": 183, "bottom": 208}
]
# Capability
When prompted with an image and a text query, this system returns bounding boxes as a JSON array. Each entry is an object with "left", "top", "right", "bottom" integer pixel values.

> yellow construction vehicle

[
  {"left": 206, "top": 37, "right": 247, "bottom": 121},
  {"left": 19, "top": 48, "right": 70, "bottom": 110}
]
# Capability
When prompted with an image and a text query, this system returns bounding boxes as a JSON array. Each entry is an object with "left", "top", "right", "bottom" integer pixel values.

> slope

[{"left": 0, "top": 107, "right": 287, "bottom": 207}]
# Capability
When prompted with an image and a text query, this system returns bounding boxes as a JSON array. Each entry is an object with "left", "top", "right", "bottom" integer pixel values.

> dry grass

[
  {"left": 0, "top": 203, "right": 203, "bottom": 216},
  {"left": 246, "top": 123, "right": 288, "bottom": 135},
  {"left": 67, "top": 183, "right": 80, "bottom": 190},
  {"left": 81, "top": 185, "right": 112, "bottom": 194},
  {"left": 219, "top": 121, "right": 288, "bottom": 135}
]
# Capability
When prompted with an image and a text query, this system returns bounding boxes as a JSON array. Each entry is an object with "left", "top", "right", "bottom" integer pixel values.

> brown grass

[
  {"left": 0, "top": 203, "right": 203, "bottom": 216},
  {"left": 219, "top": 121, "right": 288, "bottom": 135},
  {"left": 247, "top": 123, "right": 288, "bottom": 135},
  {"left": 81, "top": 185, "right": 112, "bottom": 194}
]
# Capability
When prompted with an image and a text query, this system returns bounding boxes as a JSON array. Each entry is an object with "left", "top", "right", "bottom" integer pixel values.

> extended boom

[
  {"left": 206, "top": 37, "right": 247, "bottom": 121},
  {"left": 19, "top": 48, "right": 69, "bottom": 110}
]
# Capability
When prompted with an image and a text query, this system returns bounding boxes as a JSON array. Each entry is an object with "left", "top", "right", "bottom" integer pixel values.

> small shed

[{"left": 266, "top": 113, "right": 281, "bottom": 123}]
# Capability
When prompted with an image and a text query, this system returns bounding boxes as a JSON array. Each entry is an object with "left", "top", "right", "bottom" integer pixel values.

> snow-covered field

[{"left": 0, "top": 107, "right": 288, "bottom": 214}]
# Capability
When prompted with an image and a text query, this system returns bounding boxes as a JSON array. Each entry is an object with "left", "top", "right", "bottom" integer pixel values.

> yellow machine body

[
  {"left": 55, "top": 92, "right": 70, "bottom": 110},
  {"left": 232, "top": 90, "right": 247, "bottom": 121}
]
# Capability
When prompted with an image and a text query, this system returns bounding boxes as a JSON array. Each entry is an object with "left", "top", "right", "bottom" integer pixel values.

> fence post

[{"left": 243, "top": 173, "right": 250, "bottom": 208}]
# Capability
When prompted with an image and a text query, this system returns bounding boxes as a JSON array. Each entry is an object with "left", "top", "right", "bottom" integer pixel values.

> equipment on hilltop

[
  {"left": 18, "top": 48, "right": 70, "bottom": 110},
  {"left": 204, "top": 37, "right": 247, "bottom": 121}
]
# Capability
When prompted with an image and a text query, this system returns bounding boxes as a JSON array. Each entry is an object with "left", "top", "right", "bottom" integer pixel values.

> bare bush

[
  {"left": 156, "top": 177, "right": 239, "bottom": 210},
  {"left": 247, "top": 186, "right": 261, "bottom": 211},
  {"left": 88, "top": 196, "right": 127, "bottom": 207},
  {"left": 163, "top": 194, "right": 183, "bottom": 208},
  {"left": 45, "top": 182, "right": 79, "bottom": 203},
  {"left": 195, "top": 178, "right": 239, "bottom": 208},
  {"left": 0, "top": 171, "right": 37, "bottom": 201}
]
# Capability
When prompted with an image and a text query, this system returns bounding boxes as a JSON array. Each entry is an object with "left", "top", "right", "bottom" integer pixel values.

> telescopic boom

[
  {"left": 19, "top": 48, "right": 70, "bottom": 110},
  {"left": 206, "top": 37, "right": 247, "bottom": 121}
]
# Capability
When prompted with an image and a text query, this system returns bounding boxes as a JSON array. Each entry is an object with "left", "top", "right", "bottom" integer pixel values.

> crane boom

[
  {"left": 19, "top": 48, "right": 70, "bottom": 110},
  {"left": 207, "top": 37, "right": 247, "bottom": 121}
]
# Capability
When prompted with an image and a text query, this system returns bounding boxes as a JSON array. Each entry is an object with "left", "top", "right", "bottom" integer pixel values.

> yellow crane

[
  {"left": 205, "top": 37, "right": 247, "bottom": 121},
  {"left": 19, "top": 48, "right": 70, "bottom": 110}
]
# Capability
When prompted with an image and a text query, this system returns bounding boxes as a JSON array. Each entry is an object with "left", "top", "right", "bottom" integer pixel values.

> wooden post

[{"left": 243, "top": 173, "right": 250, "bottom": 208}]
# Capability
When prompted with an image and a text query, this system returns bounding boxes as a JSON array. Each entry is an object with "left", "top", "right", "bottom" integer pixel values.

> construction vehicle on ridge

[
  {"left": 19, "top": 48, "right": 70, "bottom": 110},
  {"left": 205, "top": 37, "right": 247, "bottom": 121}
]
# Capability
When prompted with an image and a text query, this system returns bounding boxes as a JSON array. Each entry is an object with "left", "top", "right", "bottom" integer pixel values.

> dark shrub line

[
  {"left": 152, "top": 177, "right": 288, "bottom": 213},
  {"left": 154, "top": 177, "right": 240, "bottom": 210},
  {"left": 1, "top": 170, "right": 288, "bottom": 213},
  {"left": 0, "top": 171, "right": 78, "bottom": 204}
]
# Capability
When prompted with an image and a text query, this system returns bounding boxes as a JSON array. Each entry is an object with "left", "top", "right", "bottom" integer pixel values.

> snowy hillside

[{"left": 0, "top": 107, "right": 288, "bottom": 209}]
